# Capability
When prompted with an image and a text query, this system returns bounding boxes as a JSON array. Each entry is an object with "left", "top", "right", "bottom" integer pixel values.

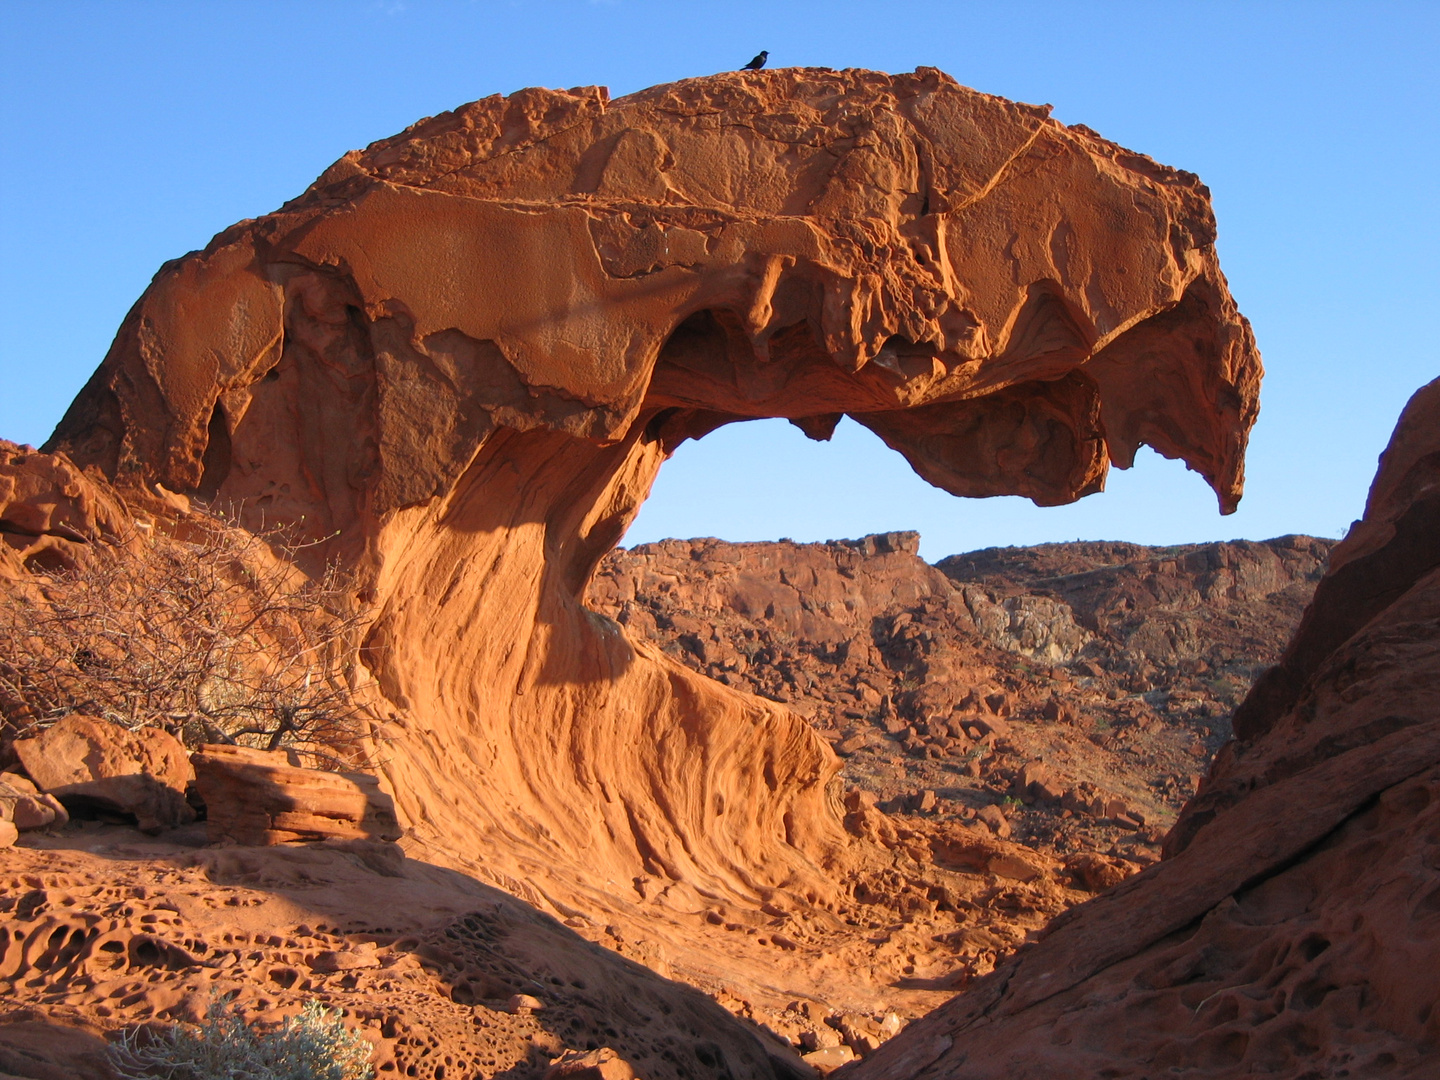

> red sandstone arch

[{"left": 48, "top": 68, "right": 1260, "bottom": 918}]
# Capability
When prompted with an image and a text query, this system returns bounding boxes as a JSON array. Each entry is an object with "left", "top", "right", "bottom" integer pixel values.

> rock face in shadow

[
  {"left": 42, "top": 70, "right": 1258, "bottom": 955},
  {"left": 0, "top": 832, "right": 797, "bottom": 1080},
  {"left": 847, "top": 377, "right": 1440, "bottom": 1079}
]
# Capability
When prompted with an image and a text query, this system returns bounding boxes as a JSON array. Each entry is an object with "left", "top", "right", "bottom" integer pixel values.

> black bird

[{"left": 741, "top": 50, "right": 768, "bottom": 71}]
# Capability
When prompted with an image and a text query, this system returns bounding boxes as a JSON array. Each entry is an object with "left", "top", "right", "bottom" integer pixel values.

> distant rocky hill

[{"left": 590, "top": 533, "right": 1334, "bottom": 860}]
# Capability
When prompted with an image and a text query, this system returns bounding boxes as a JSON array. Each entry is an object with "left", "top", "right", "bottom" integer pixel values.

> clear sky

[{"left": 2, "top": 2, "right": 1436, "bottom": 560}]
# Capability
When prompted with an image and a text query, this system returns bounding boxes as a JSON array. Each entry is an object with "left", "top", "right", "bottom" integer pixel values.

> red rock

[
  {"left": 803, "top": 1045, "right": 856, "bottom": 1074},
  {"left": 847, "top": 377, "right": 1440, "bottom": 1079},
  {"left": 0, "top": 779, "right": 60, "bottom": 830},
  {"left": 189, "top": 744, "right": 400, "bottom": 846},
  {"left": 0, "top": 440, "right": 131, "bottom": 578},
  {"left": 42, "top": 68, "right": 1258, "bottom": 945},
  {"left": 975, "top": 805, "right": 1011, "bottom": 839},
  {"left": 1063, "top": 852, "right": 1132, "bottom": 893},
  {"left": 307, "top": 946, "right": 380, "bottom": 973},
  {"left": 11, "top": 715, "right": 194, "bottom": 832},
  {"left": 545, "top": 1048, "right": 637, "bottom": 1080},
  {"left": 13, "top": 68, "right": 1269, "bottom": 1036}
]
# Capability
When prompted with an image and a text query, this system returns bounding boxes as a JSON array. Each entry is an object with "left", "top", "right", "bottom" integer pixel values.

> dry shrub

[
  {"left": 0, "top": 516, "right": 372, "bottom": 769},
  {"left": 110, "top": 997, "right": 374, "bottom": 1080}
]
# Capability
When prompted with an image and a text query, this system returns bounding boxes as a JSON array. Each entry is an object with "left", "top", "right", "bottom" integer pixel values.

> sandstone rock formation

[
  {"left": 847, "top": 379, "right": 1440, "bottom": 1078},
  {"left": 42, "top": 68, "right": 1260, "bottom": 954},
  {"left": 0, "top": 829, "right": 798, "bottom": 1080},
  {"left": 12, "top": 714, "right": 194, "bottom": 832},
  {"left": 191, "top": 744, "right": 401, "bottom": 845},
  {"left": 0, "top": 440, "right": 130, "bottom": 578}
]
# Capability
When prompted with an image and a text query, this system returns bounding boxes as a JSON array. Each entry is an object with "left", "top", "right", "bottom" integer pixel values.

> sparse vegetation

[
  {"left": 109, "top": 998, "right": 373, "bottom": 1080},
  {"left": 0, "top": 517, "right": 371, "bottom": 768}
]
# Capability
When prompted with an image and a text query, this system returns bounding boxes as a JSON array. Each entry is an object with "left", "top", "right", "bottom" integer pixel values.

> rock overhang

[
  {"left": 51, "top": 65, "right": 1260, "bottom": 521},
  {"left": 34, "top": 68, "right": 1265, "bottom": 966}
]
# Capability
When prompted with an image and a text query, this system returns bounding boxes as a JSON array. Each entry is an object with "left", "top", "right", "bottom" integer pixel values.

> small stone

[
  {"left": 800, "top": 1027, "right": 842, "bottom": 1050},
  {"left": 802, "top": 1045, "right": 856, "bottom": 1074},
  {"left": 0, "top": 819, "right": 17, "bottom": 848},
  {"left": 843, "top": 789, "right": 878, "bottom": 812},
  {"left": 1065, "top": 852, "right": 1133, "bottom": 893},
  {"left": 507, "top": 993, "right": 544, "bottom": 1014},
  {"left": 977, "top": 804, "right": 1011, "bottom": 839}
]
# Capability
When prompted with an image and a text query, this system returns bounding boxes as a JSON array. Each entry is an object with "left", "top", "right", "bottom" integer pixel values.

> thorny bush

[{"left": 0, "top": 519, "right": 372, "bottom": 768}]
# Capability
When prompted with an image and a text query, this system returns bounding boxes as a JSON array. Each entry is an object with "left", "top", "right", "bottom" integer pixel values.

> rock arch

[{"left": 48, "top": 67, "right": 1260, "bottom": 916}]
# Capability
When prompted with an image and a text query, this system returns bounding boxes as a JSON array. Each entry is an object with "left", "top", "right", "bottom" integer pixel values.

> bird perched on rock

[{"left": 741, "top": 50, "right": 768, "bottom": 71}]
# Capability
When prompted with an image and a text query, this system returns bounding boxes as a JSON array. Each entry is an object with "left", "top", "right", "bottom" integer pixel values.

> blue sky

[{"left": 2, "top": 1, "right": 1436, "bottom": 559}]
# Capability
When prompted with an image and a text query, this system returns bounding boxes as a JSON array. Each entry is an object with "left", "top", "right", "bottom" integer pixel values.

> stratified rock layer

[
  {"left": 849, "top": 378, "right": 1440, "bottom": 1079},
  {"left": 191, "top": 744, "right": 402, "bottom": 846},
  {"left": 45, "top": 69, "right": 1259, "bottom": 958}
]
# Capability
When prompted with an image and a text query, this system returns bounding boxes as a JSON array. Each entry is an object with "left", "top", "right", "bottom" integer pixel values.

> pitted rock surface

[{"left": 847, "top": 378, "right": 1440, "bottom": 1079}]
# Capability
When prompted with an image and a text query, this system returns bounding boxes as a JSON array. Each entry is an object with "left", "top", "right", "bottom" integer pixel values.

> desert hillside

[{"left": 592, "top": 533, "right": 1333, "bottom": 864}]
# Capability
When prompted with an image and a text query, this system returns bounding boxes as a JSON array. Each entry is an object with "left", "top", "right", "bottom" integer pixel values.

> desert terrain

[{"left": 1, "top": 64, "right": 1434, "bottom": 1079}]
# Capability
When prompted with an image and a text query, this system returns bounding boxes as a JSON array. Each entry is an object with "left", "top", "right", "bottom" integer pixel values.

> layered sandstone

[
  {"left": 849, "top": 379, "right": 1440, "bottom": 1078},
  {"left": 42, "top": 68, "right": 1259, "bottom": 950}
]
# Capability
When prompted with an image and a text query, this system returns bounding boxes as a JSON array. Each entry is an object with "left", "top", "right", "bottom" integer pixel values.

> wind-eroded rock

[
  {"left": 592, "top": 531, "right": 1329, "bottom": 854},
  {"left": 41, "top": 68, "right": 1258, "bottom": 988},
  {"left": 848, "top": 378, "right": 1440, "bottom": 1079}
]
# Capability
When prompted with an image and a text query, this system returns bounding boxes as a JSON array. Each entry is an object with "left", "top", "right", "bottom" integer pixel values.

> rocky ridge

[{"left": 592, "top": 532, "right": 1331, "bottom": 869}]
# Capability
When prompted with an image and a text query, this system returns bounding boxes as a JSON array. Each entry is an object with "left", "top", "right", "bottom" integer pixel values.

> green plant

[
  {"left": 1001, "top": 795, "right": 1023, "bottom": 809},
  {"left": 110, "top": 999, "right": 373, "bottom": 1080}
]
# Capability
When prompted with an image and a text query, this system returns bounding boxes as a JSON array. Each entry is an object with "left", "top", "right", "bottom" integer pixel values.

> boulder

[
  {"left": 189, "top": 744, "right": 400, "bottom": 846},
  {"left": 544, "top": 1047, "right": 637, "bottom": 1080},
  {"left": 0, "top": 818, "right": 16, "bottom": 848},
  {"left": 802, "top": 1045, "right": 856, "bottom": 1074},
  {"left": 1063, "top": 851, "right": 1133, "bottom": 893},
  {"left": 0, "top": 777, "right": 66, "bottom": 830},
  {"left": 11, "top": 715, "right": 194, "bottom": 832},
  {"left": 976, "top": 804, "right": 1011, "bottom": 839}
]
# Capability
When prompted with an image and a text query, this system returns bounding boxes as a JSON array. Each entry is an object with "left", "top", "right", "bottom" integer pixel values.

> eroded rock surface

[
  {"left": 0, "top": 832, "right": 797, "bottom": 1080},
  {"left": 848, "top": 378, "right": 1440, "bottom": 1078},
  {"left": 45, "top": 69, "right": 1259, "bottom": 936}
]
